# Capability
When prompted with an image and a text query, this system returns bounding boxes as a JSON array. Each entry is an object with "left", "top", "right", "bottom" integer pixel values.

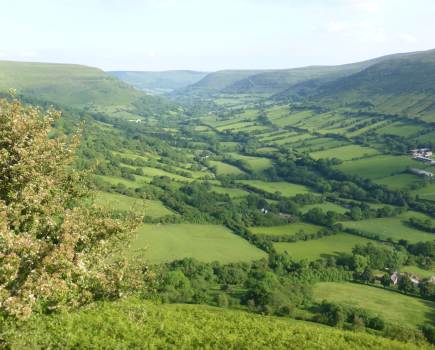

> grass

[
  {"left": 247, "top": 158, "right": 275, "bottom": 172},
  {"left": 332, "top": 155, "right": 431, "bottom": 179},
  {"left": 127, "top": 224, "right": 267, "bottom": 264},
  {"left": 299, "top": 202, "right": 350, "bottom": 215},
  {"left": 210, "top": 186, "right": 250, "bottom": 198},
  {"left": 375, "top": 120, "right": 427, "bottom": 137},
  {"left": 236, "top": 180, "right": 318, "bottom": 196},
  {"left": 249, "top": 222, "right": 325, "bottom": 236},
  {"left": 274, "top": 233, "right": 374, "bottom": 262},
  {"left": 410, "top": 182, "right": 435, "bottom": 201},
  {"left": 89, "top": 192, "right": 173, "bottom": 217},
  {"left": 401, "top": 265, "right": 435, "bottom": 279},
  {"left": 341, "top": 210, "right": 435, "bottom": 243},
  {"left": 209, "top": 161, "right": 246, "bottom": 174},
  {"left": 310, "top": 144, "right": 382, "bottom": 161},
  {"left": 313, "top": 282, "right": 435, "bottom": 329},
  {"left": 373, "top": 174, "right": 422, "bottom": 190}
]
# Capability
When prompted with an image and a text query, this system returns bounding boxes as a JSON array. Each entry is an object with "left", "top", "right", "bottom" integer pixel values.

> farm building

[
  {"left": 410, "top": 168, "right": 434, "bottom": 177},
  {"left": 390, "top": 271, "right": 403, "bottom": 285}
]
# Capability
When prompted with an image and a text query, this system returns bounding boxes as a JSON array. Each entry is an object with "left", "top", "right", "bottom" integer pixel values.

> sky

[{"left": 0, "top": 0, "right": 434, "bottom": 72}]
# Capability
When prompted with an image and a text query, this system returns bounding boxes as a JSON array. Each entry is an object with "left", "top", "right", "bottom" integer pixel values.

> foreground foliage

[
  {"left": 0, "top": 94, "right": 152, "bottom": 320},
  {"left": 5, "top": 298, "right": 433, "bottom": 349}
]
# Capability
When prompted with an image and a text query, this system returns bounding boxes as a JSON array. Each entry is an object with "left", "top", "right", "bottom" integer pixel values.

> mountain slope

[
  {"left": 309, "top": 49, "right": 435, "bottom": 121},
  {"left": 107, "top": 70, "right": 209, "bottom": 95},
  {"left": 223, "top": 52, "right": 420, "bottom": 96},
  {"left": 164, "top": 69, "right": 270, "bottom": 101},
  {"left": 0, "top": 60, "right": 177, "bottom": 118}
]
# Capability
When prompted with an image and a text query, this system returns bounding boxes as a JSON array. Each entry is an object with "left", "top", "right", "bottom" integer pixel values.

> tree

[
  {"left": 217, "top": 294, "right": 229, "bottom": 308},
  {"left": 362, "top": 269, "right": 375, "bottom": 285},
  {"left": 247, "top": 299, "right": 255, "bottom": 312},
  {"left": 352, "top": 316, "right": 365, "bottom": 332},
  {"left": 398, "top": 275, "right": 416, "bottom": 295},
  {"left": 381, "top": 274, "right": 391, "bottom": 289},
  {"left": 0, "top": 94, "right": 152, "bottom": 320},
  {"left": 350, "top": 207, "right": 362, "bottom": 221}
]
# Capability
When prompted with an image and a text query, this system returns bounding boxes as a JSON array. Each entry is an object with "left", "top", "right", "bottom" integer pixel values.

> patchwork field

[
  {"left": 128, "top": 224, "right": 267, "bottom": 264},
  {"left": 373, "top": 173, "right": 422, "bottom": 190},
  {"left": 310, "top": 144, "right": 382, "bottom": 161},
  {"left": 314, "top": 282, "right": 435, "bottom": 329},
  {"left": 274, "top": 233, "right": 374, "bottom": 262},
  {"left": 299, "top": 202, "right": 350, "bottom": 215},
  {"left": 209, "top": 161, "right": 246, "bottom": 174},
  {"left": 237, "top": 180, "right": 318, "bottom": 196},
  {"left": 375, "top": 120, "right": 427, "bottom": 137},
  {"left": 249, "top": 222, "right": 325, "bottom": 236},
  {"left": 341, "top": 211, "right": 435, "bottom": 243},
  {"left": 332, "top": 155, "right": 430, "bottom": 179}
]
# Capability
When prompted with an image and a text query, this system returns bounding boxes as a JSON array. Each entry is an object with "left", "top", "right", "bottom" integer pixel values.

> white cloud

[
  {"left": 0, "top": 52, "right": 6, "bottom": 57},
  {"left": 21, "top": 52, "right": 37, "bottom": 56},
  {"left": 149, "top": 52, "right": 155, "bottom": 58},
  {"left": 374, "top": 34, "right": 387, "bottom": 42},
  {"left": 397, "top": 33, "right": 418, "bottom": 42},
  {"left": 360, "top": 22, "right": 372, "bottom": 28},
  {"left": 360, "top": 3, "right": 381, "bottom": 12},
  {"left": 104, "top": 54, "right": 112, "bottom": 58},
  {"left": 329, "top": 22, "right": 347, "bottom": 32}
]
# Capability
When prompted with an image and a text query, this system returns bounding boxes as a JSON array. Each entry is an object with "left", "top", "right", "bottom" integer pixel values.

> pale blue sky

[{"left": 0, "top": 0, "right": 433, "bottom": 71}]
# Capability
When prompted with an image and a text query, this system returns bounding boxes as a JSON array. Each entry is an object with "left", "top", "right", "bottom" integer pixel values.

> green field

[
  {"left": 299, "top": 202, "right": 350, "bottom": 215},
  {"left": 314, "top": 282, "right": 435, "bottom": 329},
  {"left": 274, "top": 233, "right": 374, "bottom": 262},
  {"left": 128, "top": 224, "right": 267, "bottom": 264},
  {"left": 373, "top": 174, "right": 421, "bottom": 190},
  {"left": 341, "top": 211, "right": 435, "bottom": 243},
  {"left": 247, "top": 158, "right": 275, "bottom": 172},
  {"left": 250, "top": 222, "right": 325, "bottom": 236},
  {"left": 375, "top": 120, "right": 427, "bottom": 137},
  {"left": 90, "top": 192, "right": 173, "bottom": 217},
  {"left": 310, "top": 144, "right": 382, "bottom": 161},
  {"left": 237, "top": 180, "right": 318, "bottom": 196},
  {"left": 332, "top": 155, "right": 430, "bottom": 179},
  {"left": 210, "top": 186, "right": 250, "bottom": 198},
  {"left": 209, "top": 161, "right": 246, "bottom": 174},
  {"left": 410, "top": 182, "right": 435, "bottom": 201}
]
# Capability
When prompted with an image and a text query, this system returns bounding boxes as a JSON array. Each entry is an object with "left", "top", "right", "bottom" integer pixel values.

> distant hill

[
  {"left": 309, "top": 49, "right": 435, "bottom": 121},
  {"left": 165, "top": 52, "right": 419, "bottom": 102},
  {"left": 0, "top": 61, "right": 176, "bottom": 118},
  {"left": 164, "top": 69, "right": 270, "bottom": 101},
  {"left": 107, "top": 70, "right": 209, "bottom": 96}
]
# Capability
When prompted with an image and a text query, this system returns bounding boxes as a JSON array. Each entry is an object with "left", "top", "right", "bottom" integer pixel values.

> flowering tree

[{"left": 0, "top": 92, "right": 152, "bottom": 320}]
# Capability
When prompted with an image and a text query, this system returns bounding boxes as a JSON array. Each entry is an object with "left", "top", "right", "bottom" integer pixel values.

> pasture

[
  {"left": 373, "top": 174, "right": 421, "bottom": 190},
  {"left": 89, "top": 192, "right": 173, "bottom": 217},
  {"left": 274, "top": 233, "right": 374, "bottom": 262},
  {"left": 299, "top": 202, "right": 350, "bottom": 215},
  {"left": 332, "top": 155, "right": 430, "bottom": 179},
  {"left": 310, "top": 144, "right": 382, "bottom": 161},
  {"left": 236, "top": 180, "right": 318, "bottom": 196},
  {"left": 249, "top": 222, "right": 325, "bottom": 236},
  {"left": 313, "top": 282, "right": 435, "bottom": 329},
  {"left": 127, "top": 224, "right": 267, "bottom": 264},
  {"left": 341, "top": 211, "right": 435, "bottom": 243},
  {"left": 410, "top": 182, "right": 435, "bottom": 201},
  {"left": 209, "top": 161, "right": 246, "bottom": 174},
  {"left": 375, "top": 120, "right": 427, "bottom": 137},
  {"left": 210, "top": 186, "right": 250, "bottom": 198}
]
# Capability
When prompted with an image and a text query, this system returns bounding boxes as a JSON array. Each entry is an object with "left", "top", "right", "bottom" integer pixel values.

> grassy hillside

[
  {"left": 310, "top": 49, "right": 435, "bottom": 121},
  {"left": 11, "top": 298, "right": 432, "bottom": 349},
  {"left": 0, "top": 60, "right": 176, "bottom": 118},
  {"left": 165, "top": 69, "right": 270, "bottom": 101},
  {"left": 108, "top": 70, "right": 209, "bottom": 95}
]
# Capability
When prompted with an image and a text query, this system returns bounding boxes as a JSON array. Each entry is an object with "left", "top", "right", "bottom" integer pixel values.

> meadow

[
  {"left": 210, "top": 186, "right": 250, "bottom": 198},
  {"left": 249, "top": 222, "right": 325, "bottom": 236},
  {"left": 341, "top": 211, "right": 435, "bottom": 243},
  {"left": 299, "top": 202, "right": 350, "bottom": 215},
  {"left": 410, "top": 183, "right": 435, "bottom": 201},
  {"left": 332, "top": 155, "right": 430, "bottom": 179},
  {"left": 310, "top": 144, "right": 382, "bottom": 161},
  {"left": 89, "top": 192, "right": 174, "bottom": 217},
  {"left": 128, "top": 224, "right": 267, "bottom": 264},
  {"left": 314, "top": 282, "right": 435, "bottom": 329},
  {"left": 375, "top": 120, "right": 427, "bottom": 137},
  {"left": 209, "top": 160, "right": 246, "bottom": 174},
  {"left": 274, "top": 233, "right": 374, "bottom": 262},
  {"left": 236, "top": 180, "right": 318, "bottom": 196},
  {"left": 373, "top": 173, "right": 421, "bottom": 190}
]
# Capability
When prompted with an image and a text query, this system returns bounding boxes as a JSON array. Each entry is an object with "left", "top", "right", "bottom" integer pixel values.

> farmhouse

[
  {"left": 128, "top": 119, "right": 141, "bottom": 123},
  {"left": 390, "top": 271, "right": 403, "bottom": 285},
  {"left": 410, "top": 168, "right": 434, "bottom": 177}
]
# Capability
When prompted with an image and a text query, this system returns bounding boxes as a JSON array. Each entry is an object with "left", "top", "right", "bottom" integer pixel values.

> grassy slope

[
  {"left": 314, "top": 282, "right": 435, "bottom": 329},
  {"left": 341, "top": 211, "right": 435, "bottom": 243},
  {"left": 14, "top": 298, "right": 430, "bottom": 349},
  {"left": 311, "top": 49, "right": 435, "bottom": 121},
  {"left": 127, "top": 224, "right": 267, "bottom": 264},
  {"left": 274, "top": 233, "right": 374, "bottom": 261},
  {"left": 0, "top": 60, "right": 142, "bottom": 107}
]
